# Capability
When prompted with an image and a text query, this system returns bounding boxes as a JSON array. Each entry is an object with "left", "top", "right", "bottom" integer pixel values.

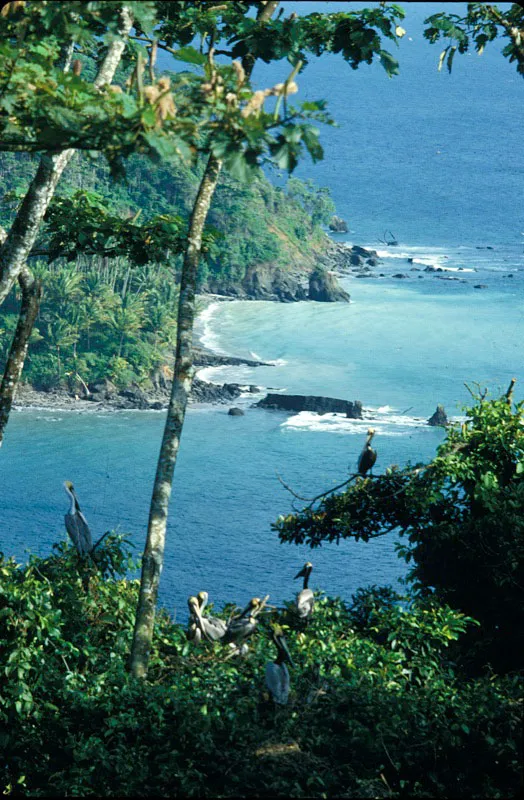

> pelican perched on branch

[
  {"left": 64, "top": 481, "right": 93, "bottom": 555},
  {"left": 224, "top": 596, "right": 268, "bottom": 644},
  {"left": 188, "top": 592, "right": 227, "bottom": 642},
  {"left": 265, "top": 626, "right": 294, "bottom": 705},
  {"left": 294, "top": 562, "right": 314, "bottom": 620},
  {"left": 357, "top": 428, "right": 377, "bottom": 477}
]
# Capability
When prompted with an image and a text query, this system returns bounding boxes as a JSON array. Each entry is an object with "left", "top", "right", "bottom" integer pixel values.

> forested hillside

[{"left": 0, "top": 152, "right": 333, "bottom": 391}]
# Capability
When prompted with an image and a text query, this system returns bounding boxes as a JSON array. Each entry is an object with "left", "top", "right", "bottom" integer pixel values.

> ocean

[{"left": 1, "top": 3, "right": 522, "bottom": 622}]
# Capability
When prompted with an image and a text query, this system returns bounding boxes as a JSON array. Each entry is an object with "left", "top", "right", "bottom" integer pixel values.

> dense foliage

[
  {"left": 0, "top": 151, "right": 332, "bottom": 389},
  {"left": 1, "top": 540, "right": 521, "bottom": 798},
  {"left": 274, "top": 387, "right": 524, "bottom": 675}
]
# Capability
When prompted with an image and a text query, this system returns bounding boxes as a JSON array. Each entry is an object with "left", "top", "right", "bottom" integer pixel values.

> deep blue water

[{"left": 1, "top": 3, "right": 523, "bottom": 622}]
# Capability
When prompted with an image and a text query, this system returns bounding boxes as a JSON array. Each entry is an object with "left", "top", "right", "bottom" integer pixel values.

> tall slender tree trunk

[
  {"left": 130, "top": 154, "right": 222, "bottom": 678},
  {"left": 0, "top": 6, "right": 133, "bottom": 445},
  {"left": 130, "top": 0, "right": 280, "bottom": 680},
  {"left": 0, "top": 269, "right": 42, "bottom": 444}
]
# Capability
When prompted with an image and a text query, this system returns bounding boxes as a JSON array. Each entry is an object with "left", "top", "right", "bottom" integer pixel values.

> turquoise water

[{"left": 1, "top": 3, "right": 523, "bottom": 620}]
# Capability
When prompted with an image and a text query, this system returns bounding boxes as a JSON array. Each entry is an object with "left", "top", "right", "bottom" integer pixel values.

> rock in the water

[
  {"left": 350, "top": 253, "right": 363, "bottom": 266},
  {"left": 367, "top": 257, "right": 379, "bottom": 266},
  {"left": 228, "top": 407, "right": 245, "bottom": 416},
  {"left": 256, "top": 393, "right": 362, "bottom": 418},
  {"left": 427, "top": 405, "right": 448, "bottom": 427},
  {"left": 329, "top": 215, "right": 348, "bottom": 233},
  {"left": 474, "top": 284, "right": 488, "bottom": 289},
  {"left": 308, "top": 268, "right": 350, "bottom": 302},
  {"left": 393, "top": 273, "right": 407, "bottom": 279},
  {"left": 191, "top": 378, "right": 242, "bottom": 404}
]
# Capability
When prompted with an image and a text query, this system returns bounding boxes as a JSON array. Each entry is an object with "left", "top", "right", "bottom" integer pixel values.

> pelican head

[
  {"left": 367, "top": 428, "right": 375, "bottom": 440},
  {"left": 271, "top": 625, "right": 294, "bottom": 668},
  {"left": 294, "top": 562, "right": 313, "bottom": 581},
  {"left": 188, "top": 595, "right": 200, "bottom": 615}
]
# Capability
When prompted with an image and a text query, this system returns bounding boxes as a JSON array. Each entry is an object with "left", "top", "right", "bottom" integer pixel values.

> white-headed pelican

[{"left": 294, "top": 562, "right": 314, "bottom": 619}]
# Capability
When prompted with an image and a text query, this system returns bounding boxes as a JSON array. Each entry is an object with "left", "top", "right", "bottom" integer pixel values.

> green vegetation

[
  {"left": 0, "top": 152, "right": 333, "bottom": 390},
  {"left": 275, "top": 385, "right": 524, "bottom": 676},
  {"left": 1, "top": 391, "right": 522, "bottom": 797}
]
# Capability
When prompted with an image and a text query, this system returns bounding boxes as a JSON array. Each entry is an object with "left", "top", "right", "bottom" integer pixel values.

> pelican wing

[
  {"left": 65, "top": 512, "right": 92, "bottom": 556},
  {"left": 265, "top": 663, "right": 290, "bottom": 705},
  {"left": 224, "top": 615, "right": 257, "bottom": 644},
  {"left": 296, "top": 587, "right": 314, "bottom": 618}
]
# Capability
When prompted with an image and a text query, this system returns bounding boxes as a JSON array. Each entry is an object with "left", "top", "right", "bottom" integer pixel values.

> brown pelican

[
  {"left": 187, "top": 593, "right": 205, "bottom": 643},
  {"left": 188, "top": 594, "right": 227, "bottom": 642},
  {"left": 294, "top": 562, "right": 314, "bottom": 619},
  {"left": 224, "top": 597, "right": 262, "bottom": 644},
  {"left": 357, "top": 428, "right": 377, "bottom": 477},
  {"left": 64, "top": 481, "right": 93, "bottom": 555},
  {"left": 265, "top": 626, "right": 294, "bottom": 705}
]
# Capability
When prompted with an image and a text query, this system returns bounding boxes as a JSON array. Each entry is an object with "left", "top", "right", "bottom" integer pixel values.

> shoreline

[{"left": 12, "top": 241, "right": 375, "bottom": 414}]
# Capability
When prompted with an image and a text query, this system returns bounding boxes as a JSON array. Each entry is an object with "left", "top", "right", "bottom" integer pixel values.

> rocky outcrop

[
  {"left": 329, "top": 215, "right": 348, "bottom": 233},
  {"left": 308, "top": 268, "right": 350, "bottom": 302},
  {"left": 228, "top": 407, "right": 245, "bottom": 416},
  {"left": 256, "top": 393, "right": 362, "bottom": 418},
  {"left": 208, "top": 264, "right": 307, "bottom": 302},
  {"left": 192, "top": 347, "right": 270, "bottom": 368},
  {"left": 190, "top": 378, "right": 243, "bottom": 404},
  {"left": 427, "top": 405, "right": 448, "bottom": 427}
]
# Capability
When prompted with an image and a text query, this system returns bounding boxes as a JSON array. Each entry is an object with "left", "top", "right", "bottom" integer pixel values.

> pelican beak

[
  {"left": 277, "top": 633, "right": 295, "bottom": 668},
  {"left": 294, "top": 566, "right": 306, "bottom": 580}
]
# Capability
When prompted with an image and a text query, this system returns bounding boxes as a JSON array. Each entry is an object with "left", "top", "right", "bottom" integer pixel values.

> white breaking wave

[
  {"left": 198, "top": 302, "right": 225, "bottom": 353},
  {"left": 280, "top": 409, "right": 429, "bottom": 436}
]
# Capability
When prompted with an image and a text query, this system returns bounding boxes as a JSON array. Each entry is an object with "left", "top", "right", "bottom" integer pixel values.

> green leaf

[{"left": 170, "top": 46, "right": 207, "bottom": 66}]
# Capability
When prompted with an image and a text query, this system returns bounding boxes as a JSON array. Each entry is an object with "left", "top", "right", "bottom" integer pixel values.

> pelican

[
  {"left": 357, "top": 428, "right": 377, "bottom": 477},
  {"left": 64, "top": 481, "right": 93, "bottom": 555},
  {"left": 224, "top": 597, "right": 262, "bottom": 644},
  {"left": 187, "top": 593, "right": 205, "bottom": 643},
  {"left": 188, "top": 592, "right": 227, "bottom": 642},
  {"left": 294, "top": 562, "right": 314, "bottom": 619},
  {"left": 265, "top": 626, "right": 294, "bottom": 705}
]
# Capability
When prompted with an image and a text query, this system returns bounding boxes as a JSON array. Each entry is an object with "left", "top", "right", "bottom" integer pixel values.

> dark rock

[
  {"left": 424, "top": 265, "right": 436, "bottom": 273},
  {"left": 367, "top": 257, "right": 379, "bottom": 267},
  {"left": 486, "top": 246, "right": 494, "bottom": 250},
  {"left": 352, "top": 245, "right": 378, "bottom": 258},
  {"left": 228, "top": 407, "right": 245, "bottom": 416},
  {"left": 248, "top": 385, "right": 260, "bottom": 393},
  {"left": 328, "top": 215, "right": 348, "bottom": 233},
  {"left": 427, "top": 405, "right": 448, "bottom": 427},
  {"left": 239, "top": 264, "right": 307, "bottom": 302},
  {"left": 190, "top": 378, "right": 242, "bottom": 404},
  {"left": 150, "top": 401, "right": 164, "bottom": 410},
  {"left": 505, "top": 274, "right": 514, "bottom": 278},
  {"left": 474, "top": 284, "right": 488, "bottom": 289},
  {"left": 308, "top": 268, "right": 350, "bottom": 302},
  {"left": 117, "top": 385, "right": 150, "bottom": 409},
  {"left": 193, "top": 347, "right": 271, "bottom": 368},
  {"left": 407, "top": 257, "right": 414, "bottom": 263},
  {"left": 256, "top": 393, "right": 362, "bottom": 418},
  {"left": 393, "top": 273, "right": 407, "bottom": 279},
  {"left": 410, "top": 267, "right": 421, "bottom": 272},
  {"left": 88, "top": 379, "right": 117, "bottom": 399},
  {"left": 350, "top": 253, "right": 363, "bottom": 266}
]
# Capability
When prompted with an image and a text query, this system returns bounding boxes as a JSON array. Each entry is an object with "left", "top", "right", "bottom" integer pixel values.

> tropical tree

[
  {"left": 127, "top": 0, "right": 408, "bottom": 678},
  {"left": 0, "top": 0, "right": 138, "bottom": 443},
  {"left": 274, "top": 382, "right": 524, "bottom": 674}
]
